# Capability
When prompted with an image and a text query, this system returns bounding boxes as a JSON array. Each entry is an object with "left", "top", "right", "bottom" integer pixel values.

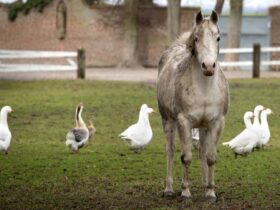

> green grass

[{"left": 0, "top": 79, "right": 279, "bottom": 209}]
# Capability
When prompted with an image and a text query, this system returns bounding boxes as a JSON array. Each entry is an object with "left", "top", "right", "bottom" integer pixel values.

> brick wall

[
  {"left": 0, "top": 1, "right": 198, "bottom": 67},
  {"left": 269, "top": 6, "right": 280, "bottom": 70},
  {"left": 138, "top": 6, "right": 198, "bottom": 66}
]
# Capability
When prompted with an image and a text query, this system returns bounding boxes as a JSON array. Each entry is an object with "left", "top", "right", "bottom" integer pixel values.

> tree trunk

[
  {"left": 214, "top": 0, "right": 225, "bottom": 16},
  {"left": 140, "top": 0, "right": 154, "bottom": 6},
  {"left": 119, "top": 0, "right": 140, "bottom": 67},
  {"left": 224, "top": 0, "right": 243, "bottom": 64},
  {"left": 167, "top": 0, "right": 181, "bottom": 46}
]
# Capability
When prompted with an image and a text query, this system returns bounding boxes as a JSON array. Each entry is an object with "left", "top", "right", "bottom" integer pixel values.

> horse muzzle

[
  {"left": 203, "top": 69, "right": 215, "bottom": 76},
  {"left": 201, "top": 61, "right": 215, "bottom": 76}
]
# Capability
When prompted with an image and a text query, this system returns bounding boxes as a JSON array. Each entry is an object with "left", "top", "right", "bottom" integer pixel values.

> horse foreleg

[
  {"left": 177, "top": 114, "right": 192, "bottom": 199},
  {"left": 204, "top": 118, "right": 225, "bottom": 202},
  {"left": 198, "top": 128, "right": 209, "bottom": 188},
  {"left": 163, "top": 119, "right": 176, "bottom": 198}
]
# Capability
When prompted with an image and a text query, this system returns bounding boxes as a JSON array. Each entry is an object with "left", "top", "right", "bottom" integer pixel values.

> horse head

[{"left": 189, "top": 11, "right": 220, "bottom": 76}]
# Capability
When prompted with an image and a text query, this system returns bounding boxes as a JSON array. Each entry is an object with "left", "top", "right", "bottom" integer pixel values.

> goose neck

[
  {"left": 244, "top": 117, "right": 253, "bottom": 128},
  {"left": 253, "top": 111, "right": 260, "bottom": 126},
  {"left": 138, "top": 111, "right": 150, "bottom": 126},
  {"left": 76, "top": 107, "right": 86, "bottom": 127},
  {"left": 261, "top": 113, "right": 268, "bottom": 125},
  {"left": 0, "top": 110, "right": 8, "bottom": 127}
]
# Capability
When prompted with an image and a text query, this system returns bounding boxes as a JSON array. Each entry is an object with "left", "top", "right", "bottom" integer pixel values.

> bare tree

[
  {"left": 119, "top": 0, "right": 140, "bottom": 67},
  {"left": 214, "top": 0, "right": 225, "bottom": 15},
  {"left": 167, "top": 0, "right": 181, "bottom": 46},
  {"left": 224, "top": 0, "right": 243, "bottom": 63}
]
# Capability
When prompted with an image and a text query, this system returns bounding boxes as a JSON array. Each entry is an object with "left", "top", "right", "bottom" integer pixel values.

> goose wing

[
  {"left": 119, "top": 124, "right": 137, "bottom": 140},
  {"left": 0, "top": 129, "right": 11, "bottom": 142},
  {"left": 122, "top": 125, "right": 152, "bottom": 146},
  {"left": 223, "top": 129, "right": 257, "bottom": 148},
  {"left": 234, "top": 140, "right": 257, "bottom": 155},
  {"left": 72, "top": 128, "right": 89, "bottom": 143}
]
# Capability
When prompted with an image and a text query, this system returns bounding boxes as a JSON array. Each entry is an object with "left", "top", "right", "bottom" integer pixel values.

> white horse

[{"left": 157, "top": 11, "right": 229, "bottom": 203}]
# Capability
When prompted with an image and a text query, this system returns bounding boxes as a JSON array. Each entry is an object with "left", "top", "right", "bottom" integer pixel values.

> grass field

[{"left": 0, "top": 79, "right": 279, "bottom": 209}]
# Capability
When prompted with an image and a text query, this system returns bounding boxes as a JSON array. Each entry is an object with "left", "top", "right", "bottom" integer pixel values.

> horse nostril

[
  {"left": 213, "top": 62, "right": 216, "bottom": 68},
  {"left": 202, "top": 62, "right": 206, "bottom": 69}
]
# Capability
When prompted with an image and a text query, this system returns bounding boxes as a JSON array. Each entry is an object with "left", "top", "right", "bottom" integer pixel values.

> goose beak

[{"left": 148, "top": 108, "right": 157, "bottom": 114}]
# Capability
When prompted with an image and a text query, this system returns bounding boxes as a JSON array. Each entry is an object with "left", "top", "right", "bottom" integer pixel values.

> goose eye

[
  {"left": 194, "top": 36, "right": 199, "bottom": 42},
  {"left": 217, "top": 36, "right": 220, "bottom": 42}
]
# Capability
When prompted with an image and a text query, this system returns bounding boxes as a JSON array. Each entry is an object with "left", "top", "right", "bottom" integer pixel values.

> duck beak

[
  {"left": 11, "top": 109, "right": 14, "bottom": 112},
  {"left": 151, "top": 108, "right": 157, "bottom": 114}
]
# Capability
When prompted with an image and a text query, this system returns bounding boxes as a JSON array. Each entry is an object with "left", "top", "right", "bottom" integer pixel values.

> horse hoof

[
  {"left": 181, "top": 196, "right": 192, "bottom": 207},
  {"left": 162, "top": 191, "right": 175, "bottom": 199},
  {"left": 206, "top": 195, "right": 217, "bottom": 203}
]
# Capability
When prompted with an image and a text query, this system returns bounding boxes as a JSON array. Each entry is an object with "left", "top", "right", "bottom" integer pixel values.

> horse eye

[{"left": 217, "top": 36, "right": 220, "bottom": 42}]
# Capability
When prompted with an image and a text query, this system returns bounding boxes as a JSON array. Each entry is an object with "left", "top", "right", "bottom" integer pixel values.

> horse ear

[
  {"left": 196, "top": 11, "right": 203, "bottom": 25},
  {"left": 210, "top": 10, "right": 218, "bottom": 24}
]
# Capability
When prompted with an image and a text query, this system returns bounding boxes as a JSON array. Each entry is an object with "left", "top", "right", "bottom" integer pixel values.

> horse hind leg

[{"left": 162, "top": 119, "right": 176, "bottom": 198}]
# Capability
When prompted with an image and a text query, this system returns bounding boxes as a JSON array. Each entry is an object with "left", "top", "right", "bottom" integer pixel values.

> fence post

[
  {"left": 252, "top": 43, "right": 261, "bottom": 78},
  {"left": 77, "top": 48, "right": 85, "bottom": 79}
]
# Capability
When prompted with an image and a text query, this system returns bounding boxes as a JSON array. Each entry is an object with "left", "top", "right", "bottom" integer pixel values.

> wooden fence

[
  {"left": 0, "top": 45, "right": 280, "bottom": 79},
  {"left": 0, "top": 48, "right": 86, "bottom": 79},
  {"left": 220, "top": 44, "right": 280, "bottom": 78}
]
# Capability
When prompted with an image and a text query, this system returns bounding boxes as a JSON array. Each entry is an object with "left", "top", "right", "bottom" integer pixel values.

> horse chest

[{"left": 176, "top": 84, "right": 223, "bottom": 123}]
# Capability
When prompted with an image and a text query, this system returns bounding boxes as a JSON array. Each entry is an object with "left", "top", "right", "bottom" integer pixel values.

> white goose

[
  {"left": 191, "top": 128, "right": 200, "bottom": 150},
  {"left": 223, "top": 111, "right": 258, "bottom": 157},
  {"left": 259, "top": 108, "right": 273, "bottom": 147},
  {"left": 252, "top": 105, "right": 265, "bottom": 128},
  {"left": 192, "top": 128, "right": 199, "bottom": 140},
  {"left": 251, "top": 105, "right": 265, "bottom": 147},
  {"left": 119, "top": 104, "right": 155, "bottom": 152},
  {"left": 0, "top": 106, "right": 13, "bottom": 154},
  {"left": 66, "top": 103, "right": 89, "bottom": 152}
]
